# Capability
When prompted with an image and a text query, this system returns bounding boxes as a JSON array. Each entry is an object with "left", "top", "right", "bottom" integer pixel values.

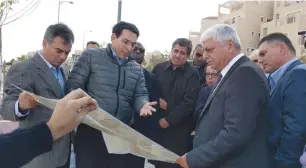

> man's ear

[{"left": 111, "top": 33, "right": 117, "bottom": 41}]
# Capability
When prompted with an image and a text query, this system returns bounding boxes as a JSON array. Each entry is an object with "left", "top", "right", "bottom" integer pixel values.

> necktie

[
  {"left": 212, "top": 74, "right": 223, "bottom": 91},
  {"left": 268, "top": 74, "right": 276, "bottom": 90}
]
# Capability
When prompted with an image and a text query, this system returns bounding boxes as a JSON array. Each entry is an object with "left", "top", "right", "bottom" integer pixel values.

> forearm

[
  {"left": 1, "top": 100, "right": 19, "bottom": 121},
  {"left": 0, "top": 122, "right": 53, "bottom": 168}
]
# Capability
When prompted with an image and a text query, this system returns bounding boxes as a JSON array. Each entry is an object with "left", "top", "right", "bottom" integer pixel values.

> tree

[
  {"left": 146, "top": 53, "right": 168, "bottom": 71},
  {"left": 299, "top": 46, "right": 306, "bottom": 64},
  {"left": 99, "top": 42, "right": 107, "bottom": 48},
  {"left": 16, "top": 54, "right": 26, "bottom": 61}
]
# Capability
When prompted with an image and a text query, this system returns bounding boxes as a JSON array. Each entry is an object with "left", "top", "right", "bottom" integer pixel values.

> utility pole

[
  {"left": 57, "top": 0, "right": 73, "bottom": 23},
  {"left": 117, "top": 0, "right": 122, "bottom": 23}
]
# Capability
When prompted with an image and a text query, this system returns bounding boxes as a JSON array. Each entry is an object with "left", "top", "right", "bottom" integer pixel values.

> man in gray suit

[
  {"left": 1, "top": 23, "right": 74, "bottom": 168},
  {"left": 176, "top": 24, "right": 272, "bottom": 168}
]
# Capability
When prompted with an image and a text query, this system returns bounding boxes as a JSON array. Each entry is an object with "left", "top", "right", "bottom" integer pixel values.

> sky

[{"left": 2, "top": 0, "right": 224, "bottom": 61}]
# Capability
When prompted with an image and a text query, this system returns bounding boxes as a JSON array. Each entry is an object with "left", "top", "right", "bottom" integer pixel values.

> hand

[
  {"left": 159, "top": 118, "right": 169, "bottom": 128},
  {"left": 176, "top": 153, "right": 189, "bottom": 168},
  {"left": 18, "top": 91, "right": 37, "bottom": 111},
  {"left": 140, "top": 101, "right": 157, "bottom": 116},
  {"left": 159, "top": 98, "right": 167, "bottom": 110},
  {"left": 47, "top": 88, "right": 97, "bottom": 141},
  {"left": 191, "top": 131, "right": 195, "bottom": 136}
]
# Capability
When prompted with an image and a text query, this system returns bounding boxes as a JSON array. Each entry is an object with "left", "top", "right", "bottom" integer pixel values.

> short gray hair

[{"left": 200, "top": 24, "right": 241, "bottom": 51}]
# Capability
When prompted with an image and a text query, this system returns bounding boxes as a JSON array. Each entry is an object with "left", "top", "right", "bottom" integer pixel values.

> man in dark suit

[
  {"left": 258, "top": 33, "right": 306, "bottom": 168},
  {"left": 129, "top": 42, "right": 159, "bottom": 167},
  {"left": 177, "top": 24, "right": 271, "bottom": 168},
  {"left": 0, "top": 89, "right": 97, "bottom": 168},
  {"left": 1, "top": 23, "right": 74, "bottom": 168}
]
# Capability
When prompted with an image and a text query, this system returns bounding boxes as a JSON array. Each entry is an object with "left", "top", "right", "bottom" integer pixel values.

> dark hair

[
  {"left": 87, "top": 41, "right": 100, "bottom": 47},
  {"left": 172, "top": 38, "right": 193, "bottom": 56},
  {"left": 258, "top": 32, "right": 296, "bottom": 54},
  {"left": 112, "top": 21, "right": 139, "bottom": 38},
  {"left": 192, "top": 44, "right": 202, "bottom": 55},
  {"left": 44, "top": 23, "right": 74, "bottom": 44}
]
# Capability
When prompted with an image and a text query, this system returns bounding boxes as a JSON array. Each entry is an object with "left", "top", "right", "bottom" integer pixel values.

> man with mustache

[
  {"left": 152, "top": 38, "right": 200, "bottom": 168},
  {"left": 177, "top": 24, "right": 271, "bottom": 168}
]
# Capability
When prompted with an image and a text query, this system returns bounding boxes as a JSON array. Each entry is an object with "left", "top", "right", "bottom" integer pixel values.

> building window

[
  {"left": 276, "top": 14, "right": 280, "bottom": 20},
  {"left": 287, "top": 16, "right": 296, "bottom": 24},
  {"left": 260, "top": 16, "right": 264, "bottom": 22},
  {"left": 252, "top": 32, "right": 255, "bottom": 36},
  {"left": 267, "top": 19, "right": 272, "bottom": 22},
  {"left": 263, "top": 28, "right": 268, "bottom": 36},
  {"left": 232, "top": 17, "right": 235, "bottom": 24},
  {"left": 258, "top": 33, "right": 261, "bottom": 37},
  {"left": 276, "top": 1, "right": 280, "bottom": 7}
]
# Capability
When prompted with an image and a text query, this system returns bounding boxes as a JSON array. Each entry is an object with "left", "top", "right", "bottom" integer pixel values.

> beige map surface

[{"left": 21, "top": 88, "right": 180, "bottom": 164}]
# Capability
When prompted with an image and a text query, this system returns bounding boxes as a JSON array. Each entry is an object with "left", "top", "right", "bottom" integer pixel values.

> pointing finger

[{"left": 149, "top": 101, "right": 157, "bottom": 106}]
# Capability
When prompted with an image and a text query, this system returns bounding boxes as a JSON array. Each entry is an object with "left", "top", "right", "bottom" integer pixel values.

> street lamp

[
  {"left": 117, "top": 0, "right": 122, "bottom": 23},
  {"left": 83, "top": 30, "right": 92, "bottom": 50},
  {"left": 57, "top": 0, "right": 73, "bottom": 23}
]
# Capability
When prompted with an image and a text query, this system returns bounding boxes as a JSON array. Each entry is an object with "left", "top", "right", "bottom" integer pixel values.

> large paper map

[{"left": 10, "top": 83, "right": 180, "bottom": 163}]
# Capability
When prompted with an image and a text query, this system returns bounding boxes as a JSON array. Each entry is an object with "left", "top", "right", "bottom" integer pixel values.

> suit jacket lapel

[
  {"left": 33, "top": 53, "right": 63, "bottom": 98},
  {"left": 270, "top": 60, "right": 302, "bottom": 97},
  {"left": 197, "top": 56, "right": 249, "bottom": 124}
]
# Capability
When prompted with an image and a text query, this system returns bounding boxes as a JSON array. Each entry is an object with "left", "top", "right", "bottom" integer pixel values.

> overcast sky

[{"left": 2, "top": 0, "right": 224, "bottom": 61}]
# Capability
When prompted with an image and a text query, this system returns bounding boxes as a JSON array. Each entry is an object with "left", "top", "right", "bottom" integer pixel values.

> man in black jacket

[
  {"left": 152, "top": 38, "right": 201, "bottom": 168},
  {"left": 129, "top": 42, "right": 159, "bottom": 167},
  {"left": 0, "top": 89, "right": 97, "bottom": 168}
]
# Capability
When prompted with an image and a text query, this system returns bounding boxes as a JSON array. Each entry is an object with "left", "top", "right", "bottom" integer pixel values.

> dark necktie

[{"left": 212, "top": 74, "right": 223, "bottom": 91}]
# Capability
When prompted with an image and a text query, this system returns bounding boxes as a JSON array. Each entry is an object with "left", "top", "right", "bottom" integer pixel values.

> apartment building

[
  {"left": 261, "top": 1, "right": 306, "bottom": 57},
  {"left": 190, "top": 0, "right": 274, "bottom": 56}
]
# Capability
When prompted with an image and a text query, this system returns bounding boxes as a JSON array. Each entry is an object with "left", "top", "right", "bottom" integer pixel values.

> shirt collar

[
  {"left": 270, "top": 57, "right": 298, "bottom": 84},
  {"left": 164, "top": 61, "right": 186, "bottom": 71},
  {"left": 37, "top": 51, "right": 61, "bottom": 69},
  {"left": 111, "top": 47, "right": 129, "bottom": 60},
  {"left": 220, "top": 53, "right": 244, "bottom": 77}
]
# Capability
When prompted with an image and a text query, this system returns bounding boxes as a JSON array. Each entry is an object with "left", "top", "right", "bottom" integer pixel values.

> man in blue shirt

[
  {"left": 258, "top": 32, "right": 306, "bottom": 168},
  {"left": 1, "top": 23, "right": 74, "bottom": 168}
]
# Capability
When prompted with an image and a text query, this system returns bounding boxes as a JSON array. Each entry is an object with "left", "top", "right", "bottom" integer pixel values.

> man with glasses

[
  {"left": 129, "top": 42, "right": 159, "bottom": 167},
  {"left": 189, "top": 44, "right": 207, "bottom": 86}
]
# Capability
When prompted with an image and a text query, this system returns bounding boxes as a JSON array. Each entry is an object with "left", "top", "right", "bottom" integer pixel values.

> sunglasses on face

[
  {"left": 252, "top": 59, "right": 258, "bottom": 63},
  {"left": 133, "top": 47, "right": 145, "bottom": 54},
  {"left": 195, "top": 53, "right": 203, "bottom": 57},
  {"left": 205, "top": 72, "right": 219, "bottom": 77}
]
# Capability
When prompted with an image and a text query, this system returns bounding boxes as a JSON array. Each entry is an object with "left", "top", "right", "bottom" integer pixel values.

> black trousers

[{"left": 75, "top": 124, "right": 136, "bottom": 168}]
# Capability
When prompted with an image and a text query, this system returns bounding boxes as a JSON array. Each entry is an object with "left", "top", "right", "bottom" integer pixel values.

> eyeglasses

[
  {"left": 133, "top": 46, "right": 145, "bottom": 54},
  {"left": 205, "top": 72, "right": 219, "bottom": 78}
]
